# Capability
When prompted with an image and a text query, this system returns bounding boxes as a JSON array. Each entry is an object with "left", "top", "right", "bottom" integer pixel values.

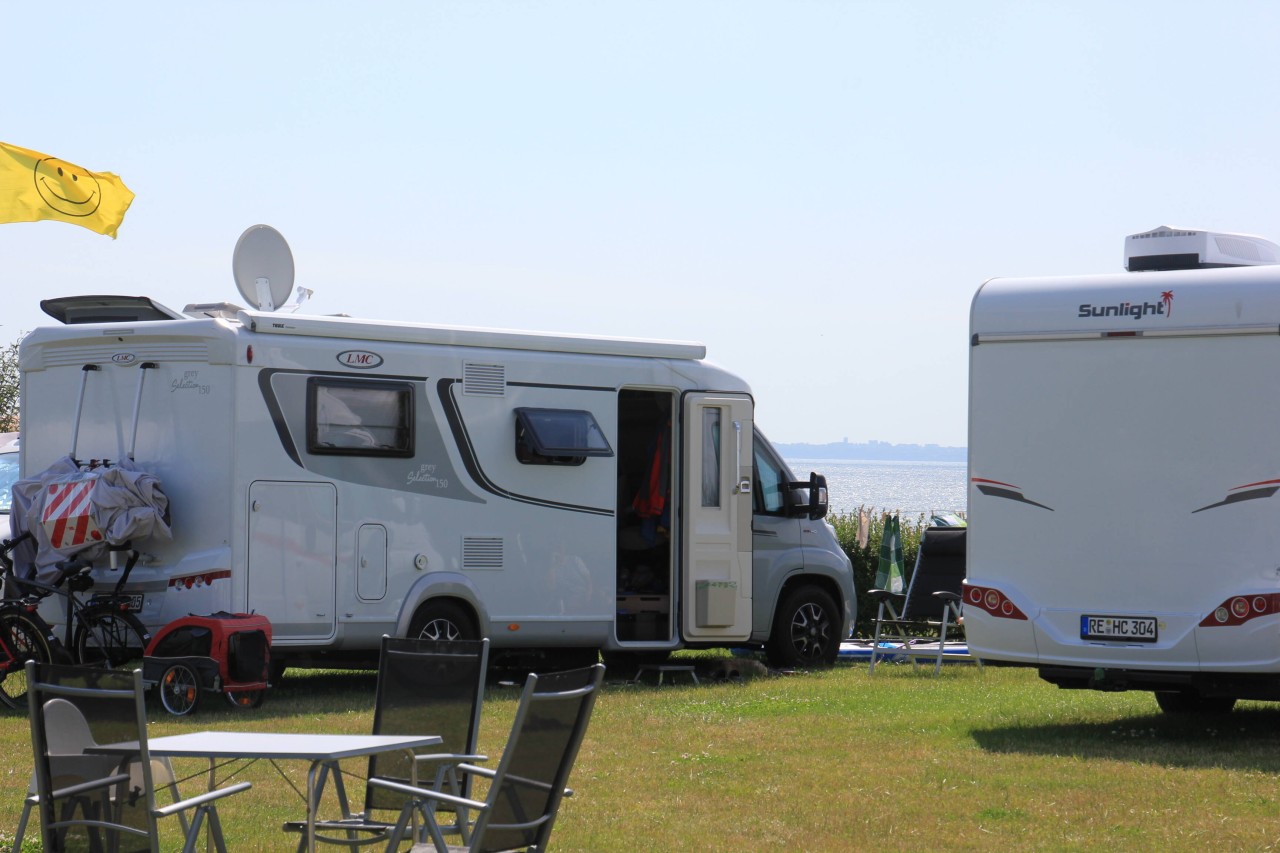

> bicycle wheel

[
  {"left": 0, "top": 609, "right": 60, "bottom": 708},
  {"left": 74, "top": 607, "right": 150, "bottom": 668}
]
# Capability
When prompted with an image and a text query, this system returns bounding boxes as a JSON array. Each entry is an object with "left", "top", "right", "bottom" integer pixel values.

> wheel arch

[
  {"left": 764, "top": 571, "right": 852, "bottom": 639},
  {"left": 394, "top": 572, "right": 490, "bottom": 639}
]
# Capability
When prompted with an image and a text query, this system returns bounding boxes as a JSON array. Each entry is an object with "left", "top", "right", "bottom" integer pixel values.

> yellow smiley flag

[{"left": 0, "top": 140, "right": 135, "bottom": 238}]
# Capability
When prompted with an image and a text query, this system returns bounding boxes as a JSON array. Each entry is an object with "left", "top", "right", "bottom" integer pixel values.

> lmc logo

[{"left": 337, "top": 350, "right": 384, "bottom": 369}]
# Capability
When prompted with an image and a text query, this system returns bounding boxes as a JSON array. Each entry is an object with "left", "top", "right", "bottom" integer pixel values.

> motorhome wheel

[
  {"left": 409, "top": 600, "right": 477, "bottom": 642},
  {"left": 766, "top": 586, "right": 840, "bottom": 668}
]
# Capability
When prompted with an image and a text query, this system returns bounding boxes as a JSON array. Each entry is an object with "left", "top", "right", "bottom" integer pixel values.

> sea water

[{"left": 782, "top": 458, "right": 967, "bottom": 518}]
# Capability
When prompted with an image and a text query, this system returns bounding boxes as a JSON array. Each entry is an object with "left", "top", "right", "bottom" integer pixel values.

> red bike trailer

[{"left": 142, "top": 612, "right": 272, "bottom": 716}]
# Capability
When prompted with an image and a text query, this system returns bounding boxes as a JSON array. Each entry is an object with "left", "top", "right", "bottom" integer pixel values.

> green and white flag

[{"left": 875, "top": 514, "right": 904, "bottom": 593}]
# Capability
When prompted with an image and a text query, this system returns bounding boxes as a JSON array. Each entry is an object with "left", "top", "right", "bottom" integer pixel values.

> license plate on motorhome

[
  {"left": 90, "top": 594, "right": 144, "bottom": 612},
  {"left": 1081, "top": 615, "right": 1157, "bottom": 643}
]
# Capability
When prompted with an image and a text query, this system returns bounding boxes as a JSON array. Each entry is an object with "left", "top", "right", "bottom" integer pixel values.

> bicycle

[
  {"left": 1, "top": 533, "right": 151, "bottom": 672},
  {"left": 0, "top": 534, "right": 69, "bottom": 709}
]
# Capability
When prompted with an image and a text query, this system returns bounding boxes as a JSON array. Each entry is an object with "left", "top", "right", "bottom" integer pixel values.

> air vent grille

[
  {"left": 463, "top": 362, "right": 505, "bottom": 396},
  {"left": 462, "top": 537, "right": 504, "bottom": 570},
  {"left": 40, "top": 343, "right": 211, "bottom": 368}
]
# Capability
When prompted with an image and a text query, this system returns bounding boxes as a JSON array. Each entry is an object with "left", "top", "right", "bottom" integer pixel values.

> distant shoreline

[{"left": 774, "top": 441, "right": 966, "bottom": 463}]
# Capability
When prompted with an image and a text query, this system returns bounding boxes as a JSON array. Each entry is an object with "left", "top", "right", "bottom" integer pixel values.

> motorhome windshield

[{"left": 0, "top": 451, "right": 17, "bottom": 513}]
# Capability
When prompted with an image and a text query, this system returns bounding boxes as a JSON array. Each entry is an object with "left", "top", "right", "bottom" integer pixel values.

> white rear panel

[{"left": 968, "top": 267, "right": 1280, "bottom": 672}]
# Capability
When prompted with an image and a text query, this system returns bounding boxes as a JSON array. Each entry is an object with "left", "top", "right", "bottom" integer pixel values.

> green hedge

[{"left": 827, "top": 509, "right": 927, "bottom": 637}]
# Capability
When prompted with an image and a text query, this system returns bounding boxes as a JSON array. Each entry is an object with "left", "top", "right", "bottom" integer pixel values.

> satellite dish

[{"left": 232, "top": 224, "right": 295, "bottom": 311}]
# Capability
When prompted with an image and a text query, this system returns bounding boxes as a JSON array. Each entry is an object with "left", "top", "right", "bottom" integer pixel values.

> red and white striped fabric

[{"left": 41, "top": 479, "right": 104, "bottom": 551}]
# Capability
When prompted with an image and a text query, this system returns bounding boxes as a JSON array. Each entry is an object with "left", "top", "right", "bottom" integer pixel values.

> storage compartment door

[
  {"left": 680, "top": 394, "right": 753, "bottom": 641},
  {"left": 248, "top": 481, "right": 337, "bottom": 640}
]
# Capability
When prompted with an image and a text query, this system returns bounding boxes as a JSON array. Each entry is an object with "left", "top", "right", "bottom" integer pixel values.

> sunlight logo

[{"left": 1077, "top": 291, "right": 1173, "bottom": 320}]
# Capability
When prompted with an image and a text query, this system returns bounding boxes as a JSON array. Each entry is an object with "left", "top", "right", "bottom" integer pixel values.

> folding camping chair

[
  {"left": 369, "top": 663, "right": 605, "bottom": 853},
  {"left": 282, "top": 636, "right": 490, "bottom": 850},
  {"left": 867, "top": 526, "right": 976, "bottom": 675},
  {"left": 25, "top": 661, "right": 250, "bottom": 853}
]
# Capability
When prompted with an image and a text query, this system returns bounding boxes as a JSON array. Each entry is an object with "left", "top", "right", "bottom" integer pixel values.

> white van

[
  {"left": 18, "top": 269, "right": 853, "bottom": 671},
  {"left": 966, "top": 227, "right": 1280, "bottom": 712}
]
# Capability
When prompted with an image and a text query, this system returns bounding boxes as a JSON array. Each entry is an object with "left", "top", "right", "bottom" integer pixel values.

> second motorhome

[
  {"left": 16, "top": 237, "right": 853, "bottom": 671},
  {"left": 966, "top": 226, "right": 1280, "bottom": 712}
]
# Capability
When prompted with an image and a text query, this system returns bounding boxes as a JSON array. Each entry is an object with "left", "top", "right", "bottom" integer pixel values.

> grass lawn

[{"left": 3, "top": 659, "right": 1280, "bottom": 851}]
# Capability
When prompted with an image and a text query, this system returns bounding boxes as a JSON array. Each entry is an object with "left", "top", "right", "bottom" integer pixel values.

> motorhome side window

[
  {"left": 307, "top": 378, "right": 414, "bottom": 457},
  {"left": 514, "top": 407, "right": 613, "bottom": 466},
  {"left": 753, "top": 446, "right": 786, "bottom": 514}
]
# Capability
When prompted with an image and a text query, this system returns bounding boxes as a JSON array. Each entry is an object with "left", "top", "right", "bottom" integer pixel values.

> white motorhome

[
  {"left": 966, "top": 226, "right": 1280, "bottom": 712},
  {"left": 17, "top": 237, "right": 853, "bottom": 672}
]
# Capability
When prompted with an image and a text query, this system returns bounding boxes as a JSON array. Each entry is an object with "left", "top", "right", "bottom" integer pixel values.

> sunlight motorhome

[
  {"left": 16, "top": 226, "right": 853, "bottom": 671},
  {"left": 966, "top": 226, "right": 1280, "bottom": 712}
]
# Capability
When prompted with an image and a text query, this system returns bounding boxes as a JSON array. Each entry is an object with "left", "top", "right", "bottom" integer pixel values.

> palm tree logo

[{"left": 1161, "top": 290, "right": 1174, "bottom": 318}]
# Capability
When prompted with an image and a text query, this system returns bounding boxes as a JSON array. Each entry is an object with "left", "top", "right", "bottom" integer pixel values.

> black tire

[
  {"left": 408, "top": 600, "right": 477, "bottom": 642},
  {"left": 1155, "top": 691, "right": 1237, "bottom": 714},
  {"left": 766, "top": 586, "right": 841, "bottom": 669},
  {"left": 74, "top": 607, "right": 150, "bottom": 668},
  {"left": 225, "top": 688, "right": 267, "bottom": 710},
  {"left": 158, "top": 662, "right": 202, "bottom": 716},
  {"left": 0, "top": 610, "right": 60, "bottom": 709}
]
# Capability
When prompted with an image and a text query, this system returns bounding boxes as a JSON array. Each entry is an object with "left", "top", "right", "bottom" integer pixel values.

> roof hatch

[{"left": 40, "top": 295, "right": 186, "bottom": 325}]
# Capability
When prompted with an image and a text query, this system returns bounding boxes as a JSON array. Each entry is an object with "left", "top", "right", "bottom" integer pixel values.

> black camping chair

[
  {"left": 283, "top": 636, "right": 490, "bottom": 850},
  {"left": 868, "top": 526, "right": 976, "bottom": 675},
  {"left": 369, "top": 663, "right": 606, "bottom": 853}
]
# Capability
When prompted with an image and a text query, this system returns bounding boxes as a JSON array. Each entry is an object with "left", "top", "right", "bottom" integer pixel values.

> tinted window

[
  {"left": 515, "top": 408, "right": 613, "bottom": 466},
  {"left": 308, "top": 378, "right": 414, "bottom": 457}
]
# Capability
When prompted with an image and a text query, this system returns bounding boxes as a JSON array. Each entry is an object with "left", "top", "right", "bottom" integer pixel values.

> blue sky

[{"left": 5, "top": 1, "right": 1280, "bottom": 447}]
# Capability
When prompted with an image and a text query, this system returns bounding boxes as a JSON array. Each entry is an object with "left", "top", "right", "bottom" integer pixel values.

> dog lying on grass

[{"left": 698, "top": 657, "right": 771, "bottom": 683}]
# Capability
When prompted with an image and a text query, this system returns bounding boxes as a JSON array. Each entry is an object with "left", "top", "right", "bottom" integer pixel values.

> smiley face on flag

[
  {"left": 33, "top": 156, "right": 103, "bottom": 217},
  {"left": 0, "top": 140, "right": 133, "bottom": 237}
]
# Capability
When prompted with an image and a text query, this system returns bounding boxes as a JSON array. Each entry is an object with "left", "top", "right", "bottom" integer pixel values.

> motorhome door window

[
  {"left": 701, "top": 408, "right": 722, "bottom": 507},
  {"left": 514, "top": 407, "right": 613, "bottom": 466},
  {"left": 307, "top": 378, "right": 414, "bottom": 457}
]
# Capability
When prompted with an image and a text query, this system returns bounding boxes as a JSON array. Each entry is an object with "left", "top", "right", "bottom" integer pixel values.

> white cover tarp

[{"left": 10, "top": 455, "right": 171, "bottom": 583}]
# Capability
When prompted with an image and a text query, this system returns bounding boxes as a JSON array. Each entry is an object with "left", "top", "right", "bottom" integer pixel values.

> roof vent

[{"left": 1124, "top": 226, "right": 1280, "bottom": 272}]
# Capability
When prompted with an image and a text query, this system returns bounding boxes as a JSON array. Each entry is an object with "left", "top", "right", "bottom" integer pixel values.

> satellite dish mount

[{"left": 232, "top": 224, "right": 295, "bottom": 311}]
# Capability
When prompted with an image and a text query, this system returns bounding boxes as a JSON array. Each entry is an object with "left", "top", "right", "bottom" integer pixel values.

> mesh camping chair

[
  {"left": 868, "top": 526, "right": 974, "bottom": 675},
  {"left": 284, "top": 636, "right": 490, "bottom": 850},
  {"left": 25, "top": 661, "right": 250, "bottom": 853},
  {"left": 369, "top": 663, "right": 606, "bottom": 853}
]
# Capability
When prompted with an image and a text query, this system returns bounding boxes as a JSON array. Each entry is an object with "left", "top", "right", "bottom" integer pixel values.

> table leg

[{"left": 305, "top": 758, "right": 350, "bottom": 853}]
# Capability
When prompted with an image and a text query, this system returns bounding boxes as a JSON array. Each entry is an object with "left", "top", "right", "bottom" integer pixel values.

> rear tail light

[
  {"left": 964, "top": 584, "right": 1028, "bottom": 620},
  {"left": 1200, "top": 592, "right": 1280, "bottom": 627}
]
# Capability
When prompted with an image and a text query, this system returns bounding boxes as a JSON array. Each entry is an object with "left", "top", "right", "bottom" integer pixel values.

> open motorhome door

[{"left": 681, "top": 393, "right": 753, "bottom": 641}]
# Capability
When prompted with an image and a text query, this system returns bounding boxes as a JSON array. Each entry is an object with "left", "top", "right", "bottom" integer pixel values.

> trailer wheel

[
  {"left": 226, "top": 689, "right": 267, "bottom": 710},
  {"left": 409, "top": 600, "right": 477, "bottom": 642},
  {"left": 158, "top": 662, "right": 201, "bottom": 717},
  {"left": 1155, "top": 691, "right": 1236, "bottom": 714},
  {"left": 766, "top": 586, "right": 840, "bottom": 668}
]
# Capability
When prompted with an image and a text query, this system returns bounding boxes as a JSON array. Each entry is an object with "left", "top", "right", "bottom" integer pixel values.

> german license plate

[
  {"left": 92, "top": 593, "right": 144, "bottom": 612},
  {"left": 1081, "top": 614, "right": 1157, "bottom": 643}
]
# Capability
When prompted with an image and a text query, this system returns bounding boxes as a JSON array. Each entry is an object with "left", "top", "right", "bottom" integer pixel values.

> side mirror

[
  {"left": 785, "top": 472, "right": 829, "bottom": 520},
  {"left": 807, "top": 472, "right": 829, "bottom": 520}
]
